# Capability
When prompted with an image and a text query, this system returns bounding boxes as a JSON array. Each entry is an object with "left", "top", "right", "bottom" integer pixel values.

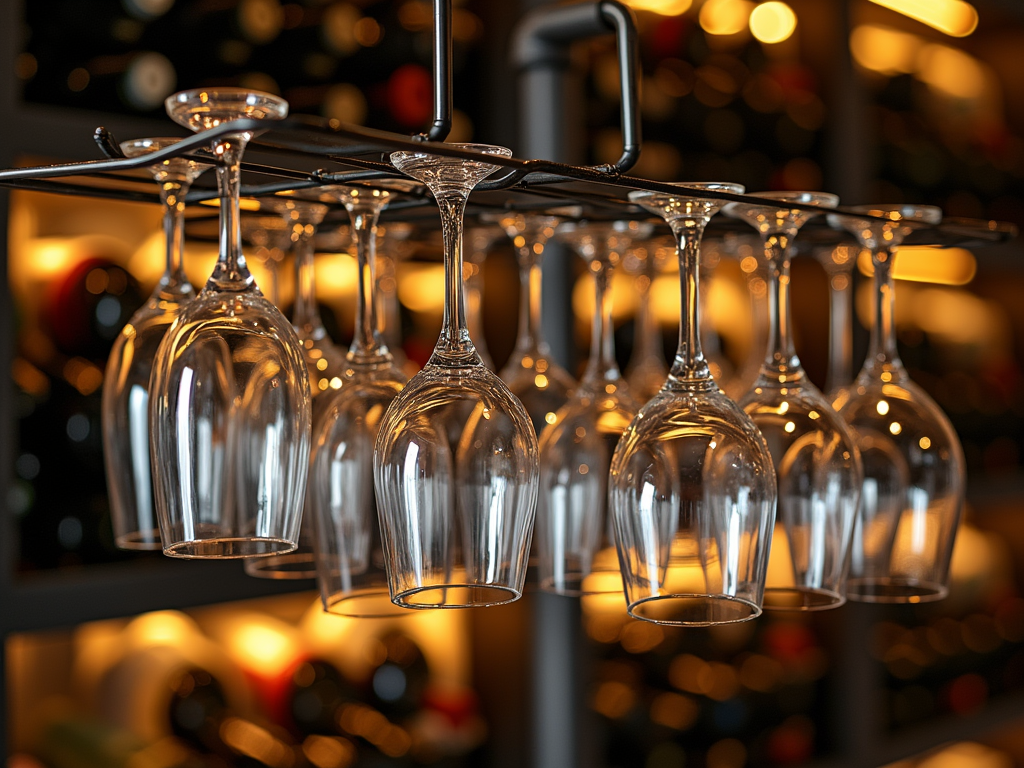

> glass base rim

[
  {"left": 846, "top": 577, "right": 948, "bottom": 604},
  {"left": 163, "top": 537, "right": 298, "bottom": 559},
  {"left": 627, "top": 593, "right": 761, "bottom": 626},
  {"left": 763, "top": 586, "right": 846, "bottom": 612},
  {"left": 324, "top": 589, "right": 414, "bottom": 619},
  {"left": 244, "top": 550, "right": 317, "bottom": 579},
  {"left": 392, "top": 583, "right": 522, "bottom": 610}
]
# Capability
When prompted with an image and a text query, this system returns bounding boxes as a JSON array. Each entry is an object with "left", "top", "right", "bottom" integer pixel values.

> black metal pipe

[{"left": 424, "top": 0, "right": 453, "bottom": 141}]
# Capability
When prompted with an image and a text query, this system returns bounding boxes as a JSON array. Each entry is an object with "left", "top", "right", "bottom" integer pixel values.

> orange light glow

[
  {"left": 398, "top": 263, "right": 446, "bottom": 313},
  {"left": 857, "top": 246, "right": 977, "bottom": 285},
  {"left": 916, "top": 44, "right": 989, "bottom": 100},
  {"left": 869, "top": 0, "right": 978, "bottom": 37},
  {"left": 624, "top": 0, "right": 693, "bottom": 15},
  {"left": 749, "top": 2, "right": 797, "bottom": 44},
  {"left": 699, "top": 0, "right": 754, "bottom": 36},
  {"left": 850, "top": 25, "right": 921, "bottom": 75},
  {"left": 227, "top": 618, "right": 300, "bottom": 678}
]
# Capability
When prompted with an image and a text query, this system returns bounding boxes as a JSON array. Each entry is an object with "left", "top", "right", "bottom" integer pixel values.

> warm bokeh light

[
  {"left": 916, "top": 44, "right": 989, "bottom": 100},
  {"left": 749, "top": 2, "right": 797, "bottom": 44},
  {"left": 624, "top": 0, "right": 693, "bottom": 15},
  {"left": 398, "top": 262, "right": 446, "bottom": 313},
  {"left": 126, "top": 610, "right": 200, "bottom": 649},
  {"left": 699, "top": 0, "right": 754, "bottom": 36},
  {"left": 226, "top": 617, "right": 301, "bottom": 678},
  {"left": 856, "top": 246, "right": 977, "bottom": 285},
  {"left": 850, "top": 24, "right": 921, "bottom": 75},
  {"left": 315, "top": 251, "right": 358, "bottom": 300},
  {"left": 869, "top": 0, "right": 979, "bottom": 38}
]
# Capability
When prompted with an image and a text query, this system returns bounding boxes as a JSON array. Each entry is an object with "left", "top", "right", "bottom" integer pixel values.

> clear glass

[
  {"left": 244, "top": 197, "right": 344, "bottom": 579},
  {"left": 537, "top": 220, "right": 651, "bottom": 596},
  {"left": 699, "top": 243, "right": 734, "bottom": 389},
  {"left": 815, "top": 244, "right": 859, "bottom": 401},
  {"left": 310, "top": 185, "right": 410, "bottom": 617},
  {"left": 375, "top": 144, "right": 539, "bottom": 608},
  {"left": 240, "top": 214, "right": 289, "bottom": 307},
  {"left": 611, "top": 184, "right": 777, "bottom": 626},
  {"left": 150, "top": 88, "right": 310, "bottom": 558},
  {"left": 624, "top": 235, "right": 672, "bottom": 403},
  {"left": 730, "top": 192, "right": 861, "bottom": 610},
  {"left": 726, "top": 234, "right": 770, "bottom": 402},
  {"left": 103, "top": 138, "right": 208, "bottom": 549},
  {"left": 465, "top": 225, "right": 503, "bottom": 370},
  {"left": 831, "top": 204, "right": 965, "bottom": 603},
  {"left": 376, "top": 221, "right": 416, "bottom": 375},
  {"left": 492, "top": 212, "right": 576, "bottom": 432}
]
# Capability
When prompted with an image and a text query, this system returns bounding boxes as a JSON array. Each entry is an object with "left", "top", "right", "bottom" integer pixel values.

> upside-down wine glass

[
  {"left": 624, "top": 235, "right": 672, "bottom": 403},
  {"left": 492, "top": 212, "right": 577, "bottom": 432},
  {"left": 244, "top": 196, "right": 345, "bottom": 579},
  {"left": 311, "top": 185, "right": 411, "bottom": 617},
  {"left": 465, "top": 224, "right": 504, "bottom": 370},
  {"left": 831, "top": 205, "right": 964, "bottom": 602},
  {"left": 103, "top": 137, "right": 208, "bottom": 549},
  {"left": 375, "top": 144, "right": 539, "bottom": 608},
  {"left": 537, "top": 219, "right": 649, "bottom": 597},
  {"left": 730, "top": 192, "right": 861, "bottom": 610},
  {"left": 150, "top": 88, "right": 310, "bottom": 557},
  {"left": 610, "top": 184, "right": 777, "bottom": 625},
  {"left": 815, "top": 243, "right": 860, "bottom": 401}
]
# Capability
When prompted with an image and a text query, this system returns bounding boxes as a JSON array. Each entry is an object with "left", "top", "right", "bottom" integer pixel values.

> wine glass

[
  {"left": 310, "top": 185, "right": 411, "bottom": 617},
  {"left": 815, "top": 244, "right": 860, "bottom": 401},
  {"left": 537, "top": 219, "right": 650, "bottom": 596},
  {"left": 725, "top": 234, "right": 770, "bottom": 402},
  {"left": 491, "top": 212, "right": 577, "bottom": 433},
  {"left": 244, "top": 196, "right": 345, "bottom": 579},
  {"left": 831, "top": 205, "right": 965, "bottom": 602},
  {"left": 465, "top": 224, "right": 504, "bottom": 370},
  {"left": 729, "top": 192, "right": 861, "bottom": 610},
  {"left": 103, "top": 137, "right": 209, "bottom": 550},
  {"left": 624, "top": 235, "right": 672, "bottom": 403},
  {"left": 375, "top": 144, "right": 539, "bottom": 608},
  {"left": 611, "top": 184, "right": 777, "bottom": 626},
  {"left": 150, "top": 88, "right": 310, "bottom": 558}
]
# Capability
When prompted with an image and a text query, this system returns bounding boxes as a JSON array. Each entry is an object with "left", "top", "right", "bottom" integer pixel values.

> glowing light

[
  {"left": 535, "top": 374, "right": 549, "bottom": 389},
  {"left": 545, "top": 412, "right": 558, "bottom": 425},
  {"left": 877, "top": 400, "right": 890, "bottom": 415},
  {"left": 315, "top": 253, "right": 358, "bottom": 300},
  {"left": 920, "top": 436, "right": 932, "bottom": 450},
  {"left": 850, "top": 25, "right": 921, "bottom": 75},
  {"left": 699, "top": 0, "right": 754, "bottom": 36},
  {"left": 784, "top": 421, "right": 795, "bottom": 433},
  {"left": 228, "top": 619, "right": 300, "bottom": 678},
  {"left": 869, "top": 0, "right": 978, "bottom": 37},
  {"left": 749, "top": 2, "right": 796, "bottom": 44},
  {"left": 127, "top": 611, "right": 198, "bottom": 648},
  {"left": 889, "top": 421, "right": 902, "bottom": 435},
  {"left": 624, "top": 0, "right": 693, "bottom": 14},
  {"left": 917, "top": 44, "right": 988, "bottom": 99},
  {"left": 857, "top": 246, "right": 977, "bottom": 286},
  {"left": 397, "top": 263, "right": 445, "bottom": 313}
]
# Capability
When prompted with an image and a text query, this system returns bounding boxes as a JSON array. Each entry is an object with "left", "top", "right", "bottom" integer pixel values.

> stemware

[
  {"left": 725, "top": 235, "right": 770, "bottom": 402},
  {"left": 730, "top": 192, "right": 861, "bottom": 610},
  {"left": 375, "top": 144, "right": 539, "bottom": 608},
  {"left": 537, "top": 219, "right": 649, "bottom": 596},
  {"left": 831, "top": 205, "right": 965, "bottom": 602},
  {"left": 624, "top": 235, "right": 671, "bottom": 403},
  {"left": 150, "top": 88, "right": 310, "bottom": 558},
  {"left": 610, "top": 183, "right": 777, "bottom": 626},
  {"left": 103, "top": 137, "right": 208, "bottom": 550},
  {"left": 244, "top": 196, "right": 345, "bottom": 579},
  {"left": 492, "top": 212, "right": 577, "bottom": 432},
  {"left": 815, "top": 244, "right": 860, "bottom": 400},
  {"left": 311, "top": 185, "right": 411, "bottom": 617},
  {"left": 465, "top": 224, "right": 504, "bottom": 370}
]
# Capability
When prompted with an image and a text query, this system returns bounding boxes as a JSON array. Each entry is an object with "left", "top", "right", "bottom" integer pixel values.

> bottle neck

[
  {"left": 865, "top": 244, "right": 905, "bottom": 378},
  {"left": 209, "top": 139, "right": 254, "bottom": 293},
  {"left": 346, "top": 203, "right": 390, "bottom": 364},
  {"left": 667, "top": 220, "right": 714, "bottom": 389},
  {"left": 760, "top": 233, "right": 804, "bottom": 384},
  {"left": 429, "top": 193, "right": 479, "bottom": 365}
]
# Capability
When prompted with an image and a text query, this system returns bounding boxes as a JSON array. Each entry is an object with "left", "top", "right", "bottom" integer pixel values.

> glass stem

[
  {"left": 431, "top": 193, "right": 477, "bottom": 364},
  {"left": 826, "top": 267, "right": 853, "bottom": 394},
  {"left": 157, "top": 177, "right": 193, "bottom": 297},
  {"left": 761, "top": 235, "right": 803, "bottom": 382},
  {"left": 632, "top": 268, "right": 660, "bottom": 364},
  {"left": 513, "top": 248, "right": 545, "bottom": 356},
  {"left": 668, "top": 221, "right": 711, "bottom": 385},
  {"left": 291, "top": 230, "right": 325, "bottom": 340},
  {"left": 582, "top": 256, "right": 620, "bottom": 387},
  {"left": 867, "top": 245, "right": 903, "bottom": 375},
  {"left": 211, "top": 141, "right": 253, "bottom": 291},
  {"left": 347, "top": 203, "right": 388, "bottom": 362}
]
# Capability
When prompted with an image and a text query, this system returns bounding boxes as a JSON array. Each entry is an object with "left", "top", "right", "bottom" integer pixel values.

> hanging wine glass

[
  {"left": 150, "top": 88, "right": 310, "bottom": 558},
  {"left": 537, "top": 219, "right": 650, "bottom": 597},
  {"left": 103, "top": 137, "right": 209, "bottom": 550},
  {"left": 611, "top": 184, "right": 777, "bottom": 626},
  {"left": 310, "top": 185, "right": 410, "bottom": 617},
  {"left": 729, "top": 192, "right": 861, "bottom": 610},
  {"left": 724, "top": 234, "right": 770, "bottom": 402},
  {"left": 490, "top": 211, "right": 577, "bottom": 433},
  {"left": 830, "top": 205, "right": 964, "bottom": 602},
  {"left": 624, "top": 235, "right": 672, "bottom": 403},
  {"left": 465, "top": 224, "right": 504, "bottom": 370},
  {"left": 814, "top": 244, "right": 860, "bottom": 401},
  {"left": 243, "top": 196, "right": 344, "bottom": 579},
  {"left": 375, "top": 145, "right": 538, "bottom": 608}
]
